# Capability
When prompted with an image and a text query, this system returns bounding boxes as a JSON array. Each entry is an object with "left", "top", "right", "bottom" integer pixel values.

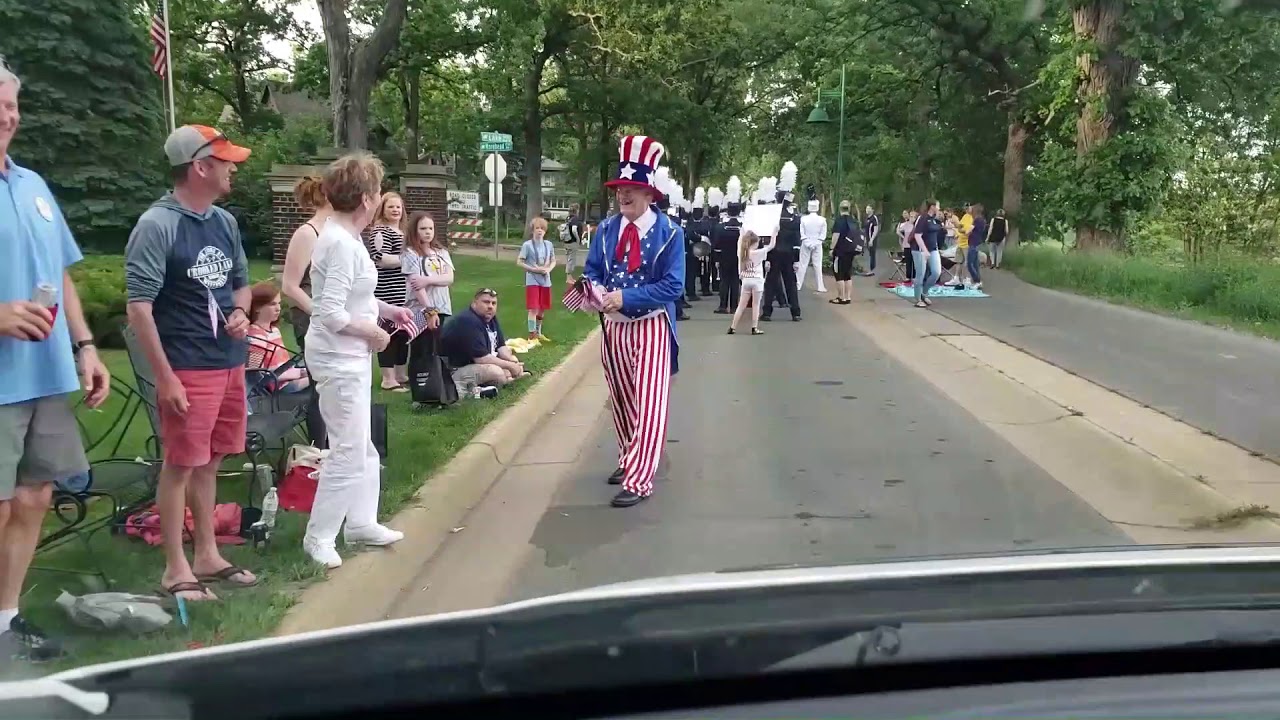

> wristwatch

[{"left": 73, "top": 340, "right": 96, "bottom": 355}]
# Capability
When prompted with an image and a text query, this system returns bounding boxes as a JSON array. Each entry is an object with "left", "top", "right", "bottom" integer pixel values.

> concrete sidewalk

[{"left": 856, "top": 264, "right": 1280, "bottom": 461}]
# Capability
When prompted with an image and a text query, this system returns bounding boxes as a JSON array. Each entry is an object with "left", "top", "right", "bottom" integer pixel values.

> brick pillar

[
  {"left": 267, "top": 162, "right": 329, "bottom": 271},
  {"left": 400, "top": 160, "right": 454, "bottom": 228}
]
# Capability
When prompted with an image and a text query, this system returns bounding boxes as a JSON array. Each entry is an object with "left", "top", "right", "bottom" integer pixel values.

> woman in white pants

[
  {"left": 796, "top": 199, "right": 828, "bottom": 292},
  {"left": 304, "top": 152, "right": 413, "bottom": 569}
]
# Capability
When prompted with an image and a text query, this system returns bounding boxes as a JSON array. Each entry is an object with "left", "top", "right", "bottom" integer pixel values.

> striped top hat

[{"left": 604, "top": 135, "right": 666, "bottom": 198}]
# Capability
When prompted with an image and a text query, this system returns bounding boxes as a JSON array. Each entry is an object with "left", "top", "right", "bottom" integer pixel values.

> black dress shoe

[
  {"left": 607, "top": 467, "right": 624, "bottom": 485},
  {"left": 611, "top": 490, "right": 648, "bottom": 508},
  {"left": 760, "top": 315, "right": 772, "bottom": 322},
  {"left": 676, "top": 312, "right": 689, "bottom": 321}
]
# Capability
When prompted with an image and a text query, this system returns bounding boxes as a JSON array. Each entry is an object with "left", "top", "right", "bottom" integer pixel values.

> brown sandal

[
  {"left": 159, "top": 581, "right": 215, "bottom": 603},
  {"left": 197, "top": 564, "right": 259, "bottom": 589}
]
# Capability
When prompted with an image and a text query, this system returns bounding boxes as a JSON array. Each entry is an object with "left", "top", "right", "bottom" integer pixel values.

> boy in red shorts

[{"left": 517, "top": 216, "right": 556, "bottom": 341}]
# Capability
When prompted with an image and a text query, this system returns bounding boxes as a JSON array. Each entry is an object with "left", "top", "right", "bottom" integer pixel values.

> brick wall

[
  {"left": 272, "top": 190, "right": 309, "bottom": 265},
  {"left": 402, "top": 185, "right": 448, "bottom": 224}
]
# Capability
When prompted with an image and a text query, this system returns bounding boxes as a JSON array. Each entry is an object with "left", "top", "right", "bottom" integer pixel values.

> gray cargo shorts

[{"left": 0, "top": 394, "right": 89, "bottom": 500}]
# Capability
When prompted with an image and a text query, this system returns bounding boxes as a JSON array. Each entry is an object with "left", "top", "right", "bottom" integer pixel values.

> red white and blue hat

[{"left": 604, "top": 135, "right": 666, "bottom": 198}]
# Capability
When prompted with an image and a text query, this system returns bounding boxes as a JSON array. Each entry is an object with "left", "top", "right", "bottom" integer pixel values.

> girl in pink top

[{"left": 247, "top": 281, "right": 309, "bottom": 393}]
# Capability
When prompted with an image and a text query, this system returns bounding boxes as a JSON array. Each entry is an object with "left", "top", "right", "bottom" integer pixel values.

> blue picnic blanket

[{"left": 888, "top": 284, "right": 990, "bottom": 299}]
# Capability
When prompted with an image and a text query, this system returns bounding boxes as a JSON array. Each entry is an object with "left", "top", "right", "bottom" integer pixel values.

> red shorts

[
  {"left": 525, "top": 285, "right": 552, "bottom": 312},
  {"left": 159, "top": 368, "right": 247, "bottom": 468}
]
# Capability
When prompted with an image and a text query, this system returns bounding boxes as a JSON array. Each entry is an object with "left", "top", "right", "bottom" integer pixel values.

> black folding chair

[{"left": 34, "top": 377, "right": 162, "bottom": 587}]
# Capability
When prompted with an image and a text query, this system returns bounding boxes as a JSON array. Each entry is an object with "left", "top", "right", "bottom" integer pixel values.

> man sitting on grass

[{"left": 440, "top": 288, "right": 529, "bottom": 398}]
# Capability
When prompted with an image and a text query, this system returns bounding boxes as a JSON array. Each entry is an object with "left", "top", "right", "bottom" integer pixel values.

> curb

[{"left": 274, "top": 327, "right": 603, "bottom": 636}]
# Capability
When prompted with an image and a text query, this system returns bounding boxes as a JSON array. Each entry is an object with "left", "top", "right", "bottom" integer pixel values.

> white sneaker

[
  {"left": 303, "top": 536, "right": 342, "bottom": 569},
  {"left": 344, "top": 523, "right": 404, "bottom": 547}
]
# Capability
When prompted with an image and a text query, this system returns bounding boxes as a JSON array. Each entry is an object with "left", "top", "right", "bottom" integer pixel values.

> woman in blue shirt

[{"left": 910, "top": 200, "right": 943, "bottom": 307}]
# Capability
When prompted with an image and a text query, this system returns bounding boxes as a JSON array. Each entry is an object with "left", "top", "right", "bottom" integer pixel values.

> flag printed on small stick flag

[{"left": 150, "top": 5, "right": 169, "bottom": 78}]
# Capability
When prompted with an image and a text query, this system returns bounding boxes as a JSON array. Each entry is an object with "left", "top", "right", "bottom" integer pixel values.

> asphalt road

[
  {"left": 919, "top": 269, "right": 1280, "bottom": 460},
  {"left": 502, "top": 290, "right": 1129, "bottom": 603}
]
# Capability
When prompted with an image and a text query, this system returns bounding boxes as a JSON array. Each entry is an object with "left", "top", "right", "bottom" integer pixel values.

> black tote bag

[
  {"left": 371, "top": 403, "right": 389, "bottom": 459},
  {"left": 409, "top": 330, "right": 459, "bottom": 407}
]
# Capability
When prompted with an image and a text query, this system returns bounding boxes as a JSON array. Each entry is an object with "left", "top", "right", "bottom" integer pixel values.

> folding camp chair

[
  {"left": 121, "top": 325, "right": 304, "bottom": 510},
  {"left": 887, "top": 251, "right": 908, "bottom": 283}
]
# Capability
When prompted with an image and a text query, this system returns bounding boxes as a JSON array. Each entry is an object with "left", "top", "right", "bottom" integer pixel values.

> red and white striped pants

[{"left": 601, "top": 313, "right": 672, "bottom": 497}]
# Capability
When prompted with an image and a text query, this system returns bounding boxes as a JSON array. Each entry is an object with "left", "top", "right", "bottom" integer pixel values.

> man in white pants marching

[{"left": 796, "top": 198, "right": 828, "bottom": 292}]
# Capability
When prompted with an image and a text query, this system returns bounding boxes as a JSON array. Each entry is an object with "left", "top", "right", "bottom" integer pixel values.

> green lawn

[
  {"left": 1004, "top": 244, "right": 1280, "bottom": 341},
  {"left": 27, "top": 253, "right": 597, "bottom": 670}
]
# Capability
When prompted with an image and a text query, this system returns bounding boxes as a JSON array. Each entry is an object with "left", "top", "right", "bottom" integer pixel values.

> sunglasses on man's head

[{"left": 477, "top": 288, "right": 498, "bottom": 299}]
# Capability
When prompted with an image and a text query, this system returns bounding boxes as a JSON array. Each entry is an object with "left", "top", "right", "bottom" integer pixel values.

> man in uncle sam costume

[{"left": 564, "top": 135, "right": 685, "bottom": 508}]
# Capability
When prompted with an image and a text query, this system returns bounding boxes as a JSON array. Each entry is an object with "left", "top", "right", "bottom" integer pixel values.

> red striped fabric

[
  {"left": 600, "top": 314, "right": 671, "bottom": 497},
  {"left": 149, "top": 9, "right": 168, "bottom": 77}
]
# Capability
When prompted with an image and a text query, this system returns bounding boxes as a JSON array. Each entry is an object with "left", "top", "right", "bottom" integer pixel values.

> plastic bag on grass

[{"left": 55, "top": 591, "right": 172, "bottom": 633}]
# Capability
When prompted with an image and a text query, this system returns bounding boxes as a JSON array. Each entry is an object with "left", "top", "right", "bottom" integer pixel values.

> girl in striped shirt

[{"left": 366, "top": 192, "right": 410, "bottom": 391}]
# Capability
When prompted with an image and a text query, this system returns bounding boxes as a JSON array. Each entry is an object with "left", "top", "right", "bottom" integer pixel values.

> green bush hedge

[
  {"left": 1004, "top": 244, "right": 1280, "bottom": 331},
  {"left": 70, "top": 255, "right": 275, "bottom": 349}
]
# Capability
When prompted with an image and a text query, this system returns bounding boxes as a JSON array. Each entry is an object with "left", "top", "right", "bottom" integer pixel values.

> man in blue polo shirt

[
  {"left": 0, "top": 58, "right": 110, "bottom": 664},
  {"left": 439, "top": 288, "right": 526, "bottom": 397}
]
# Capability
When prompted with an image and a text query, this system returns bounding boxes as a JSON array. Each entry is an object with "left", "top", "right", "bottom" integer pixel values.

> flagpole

[{"left": 162, "top": 0, "right": 176, "bottom": 133}]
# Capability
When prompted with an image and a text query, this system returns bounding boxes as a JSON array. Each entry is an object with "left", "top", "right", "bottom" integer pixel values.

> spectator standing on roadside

[
  {"left": 0, "top": 58, "right": 109, "bottom": 663},
  {"left": 518, "top": 216, "right": 556, "bottom": 341},
  {"left": 281, "top": 176, "right": 328, "bottom": 352},
  {"left": 279, "top": 175, "right": 328, "bottom": 447},
  {"left": 401, "top": 211, "right": 452, "bottom": 367},
  {"left": 366, "top": 193, "right": 410, "bottom": 392},
  {"left": 862, "top": 204, "right": 881, "bottom": 277},
  {"left": 304, "top": 153, "right": 413, "bottom": 569},
  {"left": 125, "top": 124, "right": 258, "bottom": 602},
  {"left": 561, "top": 203, "right": 585, "bottom": 283}
]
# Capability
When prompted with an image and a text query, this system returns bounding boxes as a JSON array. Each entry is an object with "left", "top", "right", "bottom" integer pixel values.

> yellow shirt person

[{"left": 958, "top": 212, "right": 974, "bottom": 249}]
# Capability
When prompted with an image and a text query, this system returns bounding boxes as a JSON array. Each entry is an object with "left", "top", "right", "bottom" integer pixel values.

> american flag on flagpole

[{"left": 149, "top": 8, "right": 168, "bottom": 78}]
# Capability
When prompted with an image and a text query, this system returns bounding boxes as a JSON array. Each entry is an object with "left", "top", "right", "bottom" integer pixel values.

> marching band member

[
  {"left": 761, "top": 163, "right": 802, "bottom": 321},
  {"left": 714, "top": 176, "right": 745, "bottom": 314},
  {"left": 686, "top": 187, "right": 705, "bottom": 304},
  {"left": 797, "top": 185, "right": 828, "bottom": 292},
  {"left": 575, "top": 135, "right": 685, "bottom": 508},
  {"left": 703, "top": 186, "right": 724, "bottom": 296}
]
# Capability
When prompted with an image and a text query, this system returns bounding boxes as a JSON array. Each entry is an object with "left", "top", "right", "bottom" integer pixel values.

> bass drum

[{"left": 691, "top": 239, "right": 713, "bottom": 259}]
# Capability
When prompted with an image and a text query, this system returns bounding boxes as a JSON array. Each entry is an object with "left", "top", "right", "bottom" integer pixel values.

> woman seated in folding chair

[{"left": 246, "top": 281, "right": 310, "bottom": 396}]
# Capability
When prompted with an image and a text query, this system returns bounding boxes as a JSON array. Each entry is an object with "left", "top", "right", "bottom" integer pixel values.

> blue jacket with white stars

[{"left": 583, "top": 209, "right": 686, "bottom": 374}]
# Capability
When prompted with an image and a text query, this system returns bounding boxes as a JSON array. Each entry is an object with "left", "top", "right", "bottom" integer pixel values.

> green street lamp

[{"left": 807, "top": 64, "right": 846, "bottom": 207}]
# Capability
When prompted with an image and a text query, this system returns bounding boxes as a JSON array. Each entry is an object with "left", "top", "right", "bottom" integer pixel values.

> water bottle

[{"left": 261, "top": 487, "right": 279, "bottom": 530}]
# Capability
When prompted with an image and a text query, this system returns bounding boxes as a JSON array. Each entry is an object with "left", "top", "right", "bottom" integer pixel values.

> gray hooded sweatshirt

[{"left": 124, "top": 193, "right": 249, "bottom": 371}]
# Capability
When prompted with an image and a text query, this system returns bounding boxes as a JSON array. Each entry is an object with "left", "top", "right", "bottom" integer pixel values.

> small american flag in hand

[
  {"left": 379, "top": 310, "right": 428, "bottom": 342},
  {"left": 564, "top": 277, "right": 606, "bottom": 313}
]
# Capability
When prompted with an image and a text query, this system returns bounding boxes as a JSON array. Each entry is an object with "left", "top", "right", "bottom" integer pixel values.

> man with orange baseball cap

[{"left": 124, "top": 124, "right": 257, "bottom": 603}]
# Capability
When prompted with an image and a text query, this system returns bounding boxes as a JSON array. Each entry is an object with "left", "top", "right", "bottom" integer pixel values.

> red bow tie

[{"left": 615, "top": 222, "right": 642, "bottom": 273}]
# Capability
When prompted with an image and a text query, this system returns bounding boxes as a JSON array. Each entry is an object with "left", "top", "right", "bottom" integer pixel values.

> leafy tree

[
  {"left": 316, "top": 0, "right": 409, "bottom": 149},
  {"left": 0, "top": 0, "right": 163, "bottom": 250},
  {"left": 168, "top": 0, "right": 310, "bottom": 132}
]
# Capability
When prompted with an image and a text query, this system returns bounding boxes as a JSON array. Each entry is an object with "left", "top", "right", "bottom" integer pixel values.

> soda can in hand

[{"left": 32, "top": 282, "right": 59, "bottom": 322}]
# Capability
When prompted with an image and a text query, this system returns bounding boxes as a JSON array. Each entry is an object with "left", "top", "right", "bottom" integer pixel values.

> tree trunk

[
  {"left": 598, "top": 116, "right": 612, "bottom": 216},
  {"left": 316, "top": 0, "right": 408, "bottom": 150},
  {"left": 232, "top": 61, "right": 253, "bottom": 130},
  {"left": 1072, "top": 0, "right": 1137, "bottom": 251},
  {"left": 522, "top": 46, "right": 554, "bottom": 226},
  {"left": 1002, "top": 117, "right": 1029, "bottom": 247},
  {"left": 688, "top": 149, "right": 705, "bottom": 190},
  {"left": 398, "top": 68, "right": 421, "bottom": 161}
]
